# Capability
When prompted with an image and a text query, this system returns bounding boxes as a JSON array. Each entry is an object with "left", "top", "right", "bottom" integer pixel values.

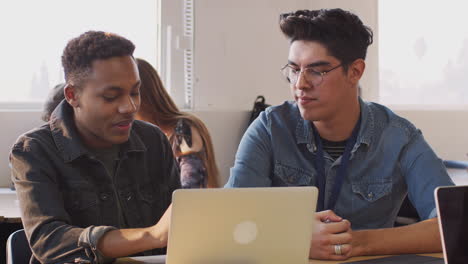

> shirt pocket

[
  {"left": 136, "top": 184, "right": 164, "bottom": 227},
  {"left": 139, "top": 185, "right": 156, "bottom": 204},
  {"left": 63, "top": 183, "right": 99, "bottom": 227},
  {"left": 273, "top": 162, "right": 312, "bottom": 186},
  {"left": 351, "top": 181, "right": 392, "bottom": 203}
]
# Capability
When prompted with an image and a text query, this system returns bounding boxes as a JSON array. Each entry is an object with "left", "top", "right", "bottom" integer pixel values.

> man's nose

[
  {"left": 119, "top": 95, "right": 138, "bottom": 114},
  {"left": 295, "top": 71, "right": 310, "bottom": 90}
]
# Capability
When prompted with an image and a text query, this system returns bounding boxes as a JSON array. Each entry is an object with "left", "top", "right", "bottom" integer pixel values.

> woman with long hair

[{"left": 136, "top": 58, "right": 219, "bottom": 188}]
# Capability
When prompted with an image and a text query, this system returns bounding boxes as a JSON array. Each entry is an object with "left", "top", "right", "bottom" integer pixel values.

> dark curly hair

[
  {"left": 61, "top": 31, "right": 135, "bottom": 87},
  {"left": 279, "top": 9, "right": 373, "bottom": 70}
]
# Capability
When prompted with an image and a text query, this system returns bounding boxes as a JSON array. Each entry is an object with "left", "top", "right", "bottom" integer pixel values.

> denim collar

[
  {"left": 49, "top": 100, "right": 146, "bottom": 163},
  {"left": 295, "top": 97, "right": 374, "bottom": 149}
]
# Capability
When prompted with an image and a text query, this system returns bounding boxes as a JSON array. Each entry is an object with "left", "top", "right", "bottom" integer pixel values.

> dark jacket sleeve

[{"left": 10, "top": 136, "right": 115, "bottom": 264}]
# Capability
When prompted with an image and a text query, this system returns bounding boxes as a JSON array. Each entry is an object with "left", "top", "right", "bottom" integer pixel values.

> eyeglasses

[{"left": 280, "top": 63, "right": 343, "bottom": 87}]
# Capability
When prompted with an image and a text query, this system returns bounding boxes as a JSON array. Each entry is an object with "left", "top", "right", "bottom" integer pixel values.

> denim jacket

[
  {"left": 10, "top": 101, "right": 181, "bottom": 263},
  {"left": 226, "top": 99, "right": 454, "bottom": 229}
]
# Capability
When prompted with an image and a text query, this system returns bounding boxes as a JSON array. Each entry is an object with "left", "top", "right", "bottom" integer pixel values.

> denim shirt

[
  {"left": 10, "top": 101, "right": 181, "bottom": 264},
  {"left": 226, "top": 99, "right": 454, "bottom": 230}
]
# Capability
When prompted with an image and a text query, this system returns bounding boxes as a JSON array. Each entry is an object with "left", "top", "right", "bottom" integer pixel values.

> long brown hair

[{"left": 136, "top": 58, "right": 219, "bottom": 188}]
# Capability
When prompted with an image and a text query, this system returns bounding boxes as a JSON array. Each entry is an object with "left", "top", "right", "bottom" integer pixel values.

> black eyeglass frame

[{"left": 280, "top": 63, "right": 343, "bottom": 86}]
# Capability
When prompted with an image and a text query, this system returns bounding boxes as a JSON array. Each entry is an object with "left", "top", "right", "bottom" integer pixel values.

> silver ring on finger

[{"left": 334, "top": 244, "right": 343, "bottom": 255}]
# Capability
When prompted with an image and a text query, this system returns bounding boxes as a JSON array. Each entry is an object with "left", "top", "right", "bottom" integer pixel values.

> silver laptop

[
  {"left": 435, "top": 185, "right": 468, "bottom": 264},
  {"left": 166, "top": 187, "right": 318, "bottom": 264}
]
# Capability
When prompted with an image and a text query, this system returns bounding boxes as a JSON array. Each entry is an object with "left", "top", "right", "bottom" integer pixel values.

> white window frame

[{"left": 160, "top": 0, "right": 194, "bottom": 110}]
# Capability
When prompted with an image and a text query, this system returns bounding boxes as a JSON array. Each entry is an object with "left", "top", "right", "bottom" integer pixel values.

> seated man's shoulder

[
  {"left": 263, "top": 101, "right": 300, "bottom": 123},
  {"left": 367, "top": 101, "right": 419, "bottom": 137},
  {"left": 130, "top": 121, "right": 173, "bottom": 159},
  {"left": 265, "top": 100, "right": 297, "bottom": 114},
  {"left": 12, "top": 124, "right": 53, "bottom": 152},
  {"left": 132, "top": 119, "right": 166, "bottom": 139}
]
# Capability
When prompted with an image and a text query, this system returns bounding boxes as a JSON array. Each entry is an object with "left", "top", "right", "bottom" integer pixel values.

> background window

[
  {"left": 379, "top": 0, "right": 468, "bottom": 106},
  {"left": 0, "top": 0, "right": 160, "bottom": 104}
]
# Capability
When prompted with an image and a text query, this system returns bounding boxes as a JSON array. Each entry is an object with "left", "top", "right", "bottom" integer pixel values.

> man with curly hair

[
  {"left": 226, "top": 8, "right": 454, "bottom": 260},
  {"left": 10, "top": 31, "right": 180, "bottom": 263}
]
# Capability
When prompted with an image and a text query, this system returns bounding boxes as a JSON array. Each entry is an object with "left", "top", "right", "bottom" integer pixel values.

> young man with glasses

[
  {"left": 10, "top": 31, "right": 180, "bottom": 263},
  {"left": 225, "top": 8, "right": 454, "bottom": 260}
]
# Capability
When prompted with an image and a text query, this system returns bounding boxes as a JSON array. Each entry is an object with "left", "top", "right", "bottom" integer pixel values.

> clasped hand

[{"left": 309, "top": 210, "right": 353, "bottom": 260}]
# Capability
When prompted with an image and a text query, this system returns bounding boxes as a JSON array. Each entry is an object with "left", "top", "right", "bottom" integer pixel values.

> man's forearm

[
  {"left": 97, "top": 205, "right": 171, "bottom": 258},
  {"left": 97, "top": 226, "right": 165, "bottom": 258},
  {"left": 351, "top": 217, "right": 441, "bottom": 256}
]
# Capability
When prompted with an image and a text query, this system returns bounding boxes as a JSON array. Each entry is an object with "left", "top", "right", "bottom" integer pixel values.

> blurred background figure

[
  {"left": 41, "top": 83, "right": 66, "bottom": 122},
  {"left": 41, "top": 58, "right": 220, "bottom": 188},
  {"left": 136, "top": 58, "right": 219, "bottom": 188}
]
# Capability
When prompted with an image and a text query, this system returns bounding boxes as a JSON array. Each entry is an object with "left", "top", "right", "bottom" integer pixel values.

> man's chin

[
  {"left": 109, "top": 134, "right": 131, "bottom": 145},
  {"left": 299, "top": 108, "right": 320, "bottom": 122}
]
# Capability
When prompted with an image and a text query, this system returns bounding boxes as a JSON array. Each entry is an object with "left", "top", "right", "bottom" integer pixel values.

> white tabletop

[
  {"left": 115, "top": 254, "right": 443, "bottom": 264},
  {"left": 447, "top": 168, "right": 468, "bottom": 186},
  {"left": 0, "top": 169, "right": 465, "bottom": 224},
  {"left": 0, "top": 188, "right": 21, "bottom": 222},
  {"left": 115, "top": 255, "right": 166, "bottom": 264}
]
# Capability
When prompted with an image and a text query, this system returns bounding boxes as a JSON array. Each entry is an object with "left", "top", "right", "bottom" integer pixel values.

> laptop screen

[{"left": 436, "top": 186, "right": 468, "bottom": 264}]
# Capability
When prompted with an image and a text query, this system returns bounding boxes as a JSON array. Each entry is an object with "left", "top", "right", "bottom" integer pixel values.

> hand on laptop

[
  {"left": 149, "top": 204, "right": 173, "bottom": 248},
  {"left": 95, "top": 204, "right": 173, "bottom": 258},
  {"left": 309, "top": 210, "right": 353, "bottom": 260}
]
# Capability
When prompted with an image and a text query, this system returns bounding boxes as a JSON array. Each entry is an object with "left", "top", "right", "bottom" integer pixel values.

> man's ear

[
  {"left": 347, "top": 59, "right": 366, "bottom": 85},
  {"left": 64, "top": 84, "right": 80, "bottom": 107}
]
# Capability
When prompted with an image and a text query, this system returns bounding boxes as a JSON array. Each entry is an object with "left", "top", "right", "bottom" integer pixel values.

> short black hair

[
  {"left": 61, "top": 31, "right": 135, "bottom": 87},
  {"left": 279, "top": 9, "right": 373, "bottom": 69}
]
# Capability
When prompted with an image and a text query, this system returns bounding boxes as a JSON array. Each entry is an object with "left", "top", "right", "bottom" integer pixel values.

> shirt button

[
  {"left": 126, "top": 192, "right": 133, "bottom": 201},
  {"left": 100, "top": 193, "right": 109, "bottom": 201},
  {"left": 367, "top": 192, "right": 374, "bottom": 199}
]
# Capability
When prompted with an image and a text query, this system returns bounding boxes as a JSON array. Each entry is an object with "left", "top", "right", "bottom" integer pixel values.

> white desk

[
  {"left": 447, "top": 168, "right": 468, "bottom": 186},
  {"left": 0, "top": 188, "right": 21, "bottom": 223},
  {"left": 0, "top": 169, "right": 464, "bottom": 224},
  {"left": 115, "top": 253, "right": 443, "bottom": 264}
]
